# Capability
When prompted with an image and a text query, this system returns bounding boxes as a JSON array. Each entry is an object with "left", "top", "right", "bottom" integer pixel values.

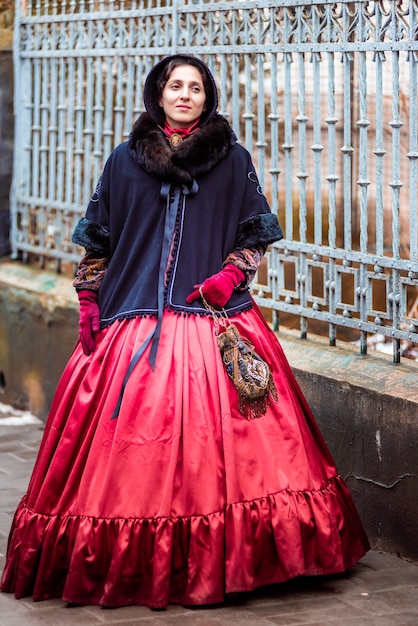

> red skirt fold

[{"left": 1, "top": 305, "right": 369, "bottom": 607}]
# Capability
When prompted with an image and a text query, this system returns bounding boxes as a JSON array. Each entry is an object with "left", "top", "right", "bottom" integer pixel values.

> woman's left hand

[{"left": 186, "top": 264, "right": 245, "bottom": 308}]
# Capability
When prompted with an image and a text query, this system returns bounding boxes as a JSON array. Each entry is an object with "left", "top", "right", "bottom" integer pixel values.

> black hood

[{"left": 143, "top": 54, "right": 219, "bottom": 127}]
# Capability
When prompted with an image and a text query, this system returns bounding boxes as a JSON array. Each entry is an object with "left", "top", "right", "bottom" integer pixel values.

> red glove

[
  {"left": 77, "top": 290, "right": 100, "bottom": 355},
  {"left": 186, "top": 264, "right": 245, "bottom": 308}
]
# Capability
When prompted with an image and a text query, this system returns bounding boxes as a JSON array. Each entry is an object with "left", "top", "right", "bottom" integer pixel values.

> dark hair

[{"left": 155, "top": 58, "right": 209, "bottom": 100}]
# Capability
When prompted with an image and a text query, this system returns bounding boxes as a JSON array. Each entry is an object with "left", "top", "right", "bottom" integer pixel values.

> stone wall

[{"left": 0, "top": 261, "right": 78, "bottom": 416}]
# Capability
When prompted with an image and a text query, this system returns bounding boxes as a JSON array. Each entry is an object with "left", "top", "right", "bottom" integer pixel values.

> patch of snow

[{"left": 0, "top": 402, "right": 42, "bottom": 426}]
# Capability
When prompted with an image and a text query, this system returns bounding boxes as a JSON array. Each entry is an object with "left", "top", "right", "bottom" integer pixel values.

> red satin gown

[{"left": 1, "top": 301, "right": 369, "bottom": 608}]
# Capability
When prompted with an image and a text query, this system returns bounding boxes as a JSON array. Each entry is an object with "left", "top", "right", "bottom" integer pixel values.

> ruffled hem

[{"left": 1, "top": 474, "right": 369, "bottom": 608}]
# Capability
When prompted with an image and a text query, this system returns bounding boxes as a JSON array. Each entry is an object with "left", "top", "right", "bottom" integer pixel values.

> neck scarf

[{"left": 160, "top": 117, "right": 201, "bottom": 149}]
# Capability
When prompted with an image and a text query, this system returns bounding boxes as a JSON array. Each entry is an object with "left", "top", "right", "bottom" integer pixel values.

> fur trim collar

[{"left": 128, "top": 113, "right": 236, "bottom": 184}]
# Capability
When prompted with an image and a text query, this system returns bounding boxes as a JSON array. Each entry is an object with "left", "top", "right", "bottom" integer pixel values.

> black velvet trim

[
  {"left": 165, "top": 301, "right": 254, "bottom": 318},
  {"left": 100, "top": 311, "right": 158, "bottom": 329},
  {"left": 72, "top": 217, "right": 110, "bottom": 256},
  {"left": 100, "top": 302, "right": 254, "bottom": 328},
  {"left": 233, "top": 213, "right": 283, "bottom": 251}
]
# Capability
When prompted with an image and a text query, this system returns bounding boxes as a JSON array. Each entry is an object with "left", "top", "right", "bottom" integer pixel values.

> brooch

[{"left": 168, "top": 133, "right": 183, "bottom": 149}]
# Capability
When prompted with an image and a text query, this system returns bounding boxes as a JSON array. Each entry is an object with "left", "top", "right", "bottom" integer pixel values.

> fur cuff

[
  {"left": 233, "top": 213, "right": 283, "bottom": 250},
  {"left": 72, "top": 217, "right": 110, "bottom": 256}
]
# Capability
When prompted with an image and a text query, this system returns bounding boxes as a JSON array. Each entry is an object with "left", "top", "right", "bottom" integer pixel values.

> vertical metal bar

[
  {"left": 230, "top": 8, "right": 240, "bottom": 139},
  {"left": 389, "top": 4, "right": 403, "bottom": 362},
  {"left": 104, "top": 56, "right": 115, "bottom": 158},
  {"left": 56, "top": 57, "right": 66, "bottom": 206},
  {"left": 244, "top": 53, "right": 253, "bottom": 152},
  {"left": 269, "top": 52, "right": 280, "bottom": 331},
  {"left": 311, "top": 48, "right": 323, "bottom": 246},
  {"left": 357, "top": 8, "right": 370, "bottom": 354},
  {"left": 325, "top": 7, "right": 338, "bottom": 345},
  {"left": 407, "top": 28, "right": 418, "bottom": 332},
  {"left": 40, "top": 58, "right": 49, "bottom": 206},
  {"left": 172, "top": 0, "right": 178, "bottom": 53},
  {"left": 296, "top": 51, "right": 308, "bottom": 245},
  {"left": 83, "top": 53, "right": 94, "bottom": 203},
  {"left": 296, "top": 6, "right": 308, "bottom": 338},
  {"left": 219, "top": 54, "right": 228, "bottom": 118},
  {"left": 206, "top": 54, "right": 216, "bottom": 90},
  {"left": 407, "top": 49, "right": 418, "bottom": 268},
  {"left": 31, "top": 57, "right": 41, "bottom": 202},
  {"left": 74, "top": 56, "right": 85, "bottom": 208},
  {"left": 60, "top": 54, "right": 75, "bottom": 271},
  {"left": 37, "top": 57, "right": 48, "bottom": 267},
  {"left": 256, "top": 53, "right": 266, "bottom": 190},
  {"left": 184, "top": 0, "right": 191, "bottom": 45},
  {"left": 124, "top": 44, "right": 135, "bottom": 140},
  {"left": 231, "top": 53, "right": 240, "bottom": 142},
  {"left": 374, "top": 49, "right": 386, "bottom": 258},
  {"left": 134, "top": 56, "right": 146, "bottom": 122},
  {"left": 341, "top": 17, "right": 353, "bottom": 251},
  {"left": 93, "top": 53, "right": 104, "bottom": 189},
  {"left": 282, "top": 8, "right": 294, "bottom": 242},
  {"left": 66, "top": 57, "right": 76, "bottom": 207},
  {"left": 389, "top": 60, "right": 402, "bottom": 260},
  {"left": 123, "top": 13, "right": 136, "bottom": 140},
  {"left": 357, "top": 60, "right": 369, "bottom": 255},
  {"left": 269, "top": 52, "right": 280, "bottom": 218},
  {"left": 112, "top": 57, "right": 124, "bottom": 148},
  {"left": 48, "top": 54, "right": 58, "bottom": 205},
  {"left": 371, "top": 14, "right": 386, "bottom": 330},
  {"left": 310, "top": 5, "right": 323, "bottom": 248},
  {"left": 10, "top": 0, "right": 24, "bottom": 258},
  {"left": 326, "top": 57, "right": 338, "bottom": 231}
]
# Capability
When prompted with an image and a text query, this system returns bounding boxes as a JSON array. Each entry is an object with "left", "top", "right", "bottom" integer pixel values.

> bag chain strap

[{"left": 199, "top": 287, "right": 231, "bottom": 336}]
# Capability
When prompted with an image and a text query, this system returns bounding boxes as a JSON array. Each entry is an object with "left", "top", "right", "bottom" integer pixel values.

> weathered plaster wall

[
  {"left": 0, "top": 260, "right": 417, "bottom": 564},
  {"left": 0, "top": 261, "right": 78, "bottom": 416}
]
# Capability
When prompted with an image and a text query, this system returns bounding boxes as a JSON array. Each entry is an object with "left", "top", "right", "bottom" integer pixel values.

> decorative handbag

[{"left": 200, "top": 290, "right": 278, "bottom": 419}]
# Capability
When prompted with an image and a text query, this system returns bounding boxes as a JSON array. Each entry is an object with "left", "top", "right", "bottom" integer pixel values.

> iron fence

[{"left": 10, "top": 0, "right": 418, "bottom": 361}]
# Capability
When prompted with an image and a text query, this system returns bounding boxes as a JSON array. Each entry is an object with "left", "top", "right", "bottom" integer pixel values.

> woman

[{"left": 1, "top": 55, "right": 369, "bottom": 609}]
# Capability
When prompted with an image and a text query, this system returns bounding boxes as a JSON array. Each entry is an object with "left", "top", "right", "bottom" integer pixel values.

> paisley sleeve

[
  {"left": 72, "top": 253, "right": 109, "bottom": 292},
  {"left": 223, "top": 244, "right": 267, "bottom": 290}
]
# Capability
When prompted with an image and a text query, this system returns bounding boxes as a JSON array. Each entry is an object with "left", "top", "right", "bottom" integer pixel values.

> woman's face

[{"left": 159, "top": 64, "right": 206, "bottom": 128}]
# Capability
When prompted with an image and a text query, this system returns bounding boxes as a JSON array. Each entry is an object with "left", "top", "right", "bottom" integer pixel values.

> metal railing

[{"left": 10, "top": 0, "right": 418, "bottom": 361}]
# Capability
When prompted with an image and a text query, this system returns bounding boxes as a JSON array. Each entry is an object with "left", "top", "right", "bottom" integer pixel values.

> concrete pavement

[{"left": 1, "top": 403, "right": 418, "bottom": 626}]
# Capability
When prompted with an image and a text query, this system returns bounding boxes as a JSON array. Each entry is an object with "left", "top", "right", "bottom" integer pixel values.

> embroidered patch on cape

[
  {"left": 90, "top": 176, "right": 102, "bottom": 203},
  {"left": 247, "top": 170, "right": 264, "bottom": 196}
]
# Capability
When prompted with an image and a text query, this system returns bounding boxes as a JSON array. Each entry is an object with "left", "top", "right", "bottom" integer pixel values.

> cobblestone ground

[{"left": 1, "top": 403, "right": 418, "bottom": 626}]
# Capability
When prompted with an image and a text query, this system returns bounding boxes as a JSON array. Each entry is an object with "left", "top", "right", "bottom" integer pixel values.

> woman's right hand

[
  {"left": 77, "top": 290, "right": 101, "bottom": 355},
  {"left": 186, "top": 264, "right": 245, "bottom": 308}
]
